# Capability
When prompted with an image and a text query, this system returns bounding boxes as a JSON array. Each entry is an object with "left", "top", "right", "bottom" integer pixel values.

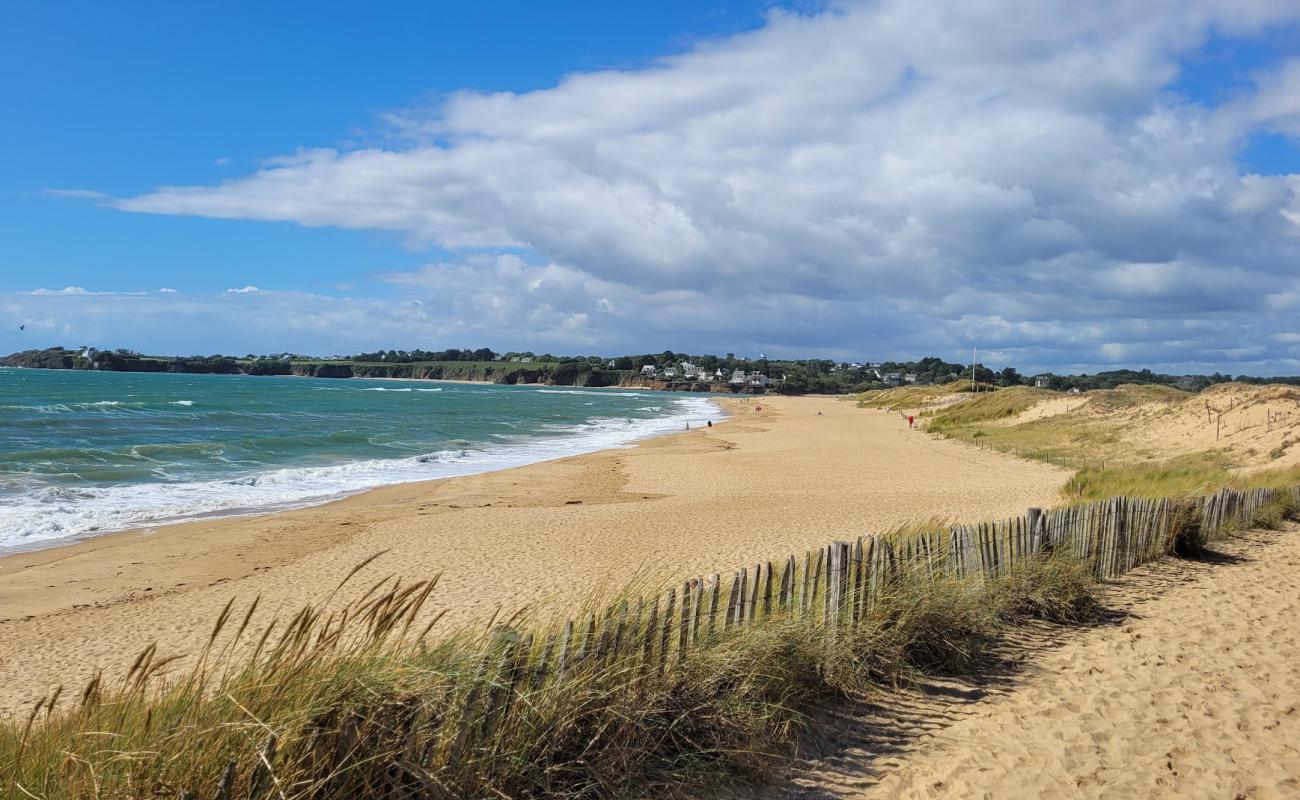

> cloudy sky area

[{"left": 5, "top": 0, "right": 1300, "bottom": 373}]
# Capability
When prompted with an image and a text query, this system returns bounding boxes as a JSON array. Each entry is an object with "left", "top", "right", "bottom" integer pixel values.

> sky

[{"left": 3, "top": 0, "right": 1300, "bottom": 374}]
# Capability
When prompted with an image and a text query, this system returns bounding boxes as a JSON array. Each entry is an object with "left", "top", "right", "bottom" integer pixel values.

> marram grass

[{"left": 2, "top": 548, "right": 1106, "bottom": 799}]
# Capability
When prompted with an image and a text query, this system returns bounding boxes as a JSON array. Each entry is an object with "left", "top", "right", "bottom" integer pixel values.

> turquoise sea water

[{"left": 0, "top": 368, "right": 722, "bottom": 551}]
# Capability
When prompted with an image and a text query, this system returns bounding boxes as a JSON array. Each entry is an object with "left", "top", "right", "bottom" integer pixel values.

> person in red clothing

[{"left": 908, "top": 414, "right": 915, "bottom": 428}]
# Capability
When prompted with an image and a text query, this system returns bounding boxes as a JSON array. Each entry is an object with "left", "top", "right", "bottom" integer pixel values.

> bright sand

[
  {"left": 772, "top": 524, "right": 1300, "bottom": 799},
  {"left": 0, "top": 395, "right": 1068, "bottom": 715}
]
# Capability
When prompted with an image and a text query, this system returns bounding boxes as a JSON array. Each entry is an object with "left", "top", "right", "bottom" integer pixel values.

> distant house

[
  {"left": 715, "top": 368, "right": 728, "bottom": 379},
  {"left": 663, "top": 367, "right": 677, "bottom": 378},
  {"left": 641, "top": 365, "right": 657, "bottom": 375},
  {"left": 883, "top": 372, "right": 904, "bottom": 386},
  {"left": 748, "top": 373, "right": 773, "bottom": 387},
  {"left": 681, "top": 362, "right": 700, "bottom": 378},
  {"left": 904, "top": 373, "right": 918, "bottom": 384},
  {"left": 1033, "top": 375, "right": 1050, "bottom": 388},
  {"left": 1068, "top": 387, "right": 1081, "bottom": 394},
  {"left": 509, "top": 357, "right": 521, "bottom": 363},
  {"left": 520, "top": 357, "right": 533, "bottom": 364},
  {"left": 729, "top": 370, "right": 747, "bottom": 385}
]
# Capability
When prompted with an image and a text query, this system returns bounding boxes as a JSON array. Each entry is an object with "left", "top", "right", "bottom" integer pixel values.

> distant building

[
  {"left": 729, "top": 370, "right": 747, "bottom": 385},
  {"left": 520, "top": 357, "right": 533, "bottom": 364},
  {"left": 715, "top": 368, "right": 728, "bottom": 379},
  {"left": 663, "top": 367, "right": 677, "bottom": 378},
  {"left": 1033, "top": 375, "right": 1050, "bottom": 388},
  {"left": 681, "top": 362, "right": 700, "bottom": 378},
  {"left": 904, "top": 373, "right": 918, "bottom": 384},
  {"left": 883, "top": 372, "right": 904, "bottom": 386},
  {"left": 641, "top": 365, "right": 657, "bottom": 375}
]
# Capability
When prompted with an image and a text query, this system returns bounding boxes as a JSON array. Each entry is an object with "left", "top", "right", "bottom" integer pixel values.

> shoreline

[
  {"left": 0, "top": 396, "right": 1067, "bottom": 715},
  {"left": 0, "top": 383, "right": 728, "bottom": 557}
]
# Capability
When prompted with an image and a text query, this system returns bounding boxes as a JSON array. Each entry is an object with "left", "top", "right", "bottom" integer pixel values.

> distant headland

[{"left": 5, "top": 346, "right": 1300, "bottom": 395}]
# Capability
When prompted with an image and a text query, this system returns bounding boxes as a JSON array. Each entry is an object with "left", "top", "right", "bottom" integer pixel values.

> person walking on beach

[{"left": 908, "top": 414, "right": 914, "bottom": 429}]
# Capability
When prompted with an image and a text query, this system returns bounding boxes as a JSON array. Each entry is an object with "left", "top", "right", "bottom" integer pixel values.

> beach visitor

[{"left": 908, "top": 414, "right": 914, "bottom": 428}]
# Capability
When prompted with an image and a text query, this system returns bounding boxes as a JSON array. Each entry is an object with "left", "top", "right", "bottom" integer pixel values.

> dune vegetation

[
  {"left": 1, "top": 544, "right": 1102, "bottom": 798},
  {"left": 860, "top": 381, "right": 1300, "bottom": 500}
]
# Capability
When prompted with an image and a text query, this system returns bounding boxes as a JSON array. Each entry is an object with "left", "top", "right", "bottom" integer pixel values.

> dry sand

[
  {"left": 764, "top": 524, "right": 1300, "bottom": 800},
  {"left": 0, "top": 395, "right": 1067, "bottom": 716}
]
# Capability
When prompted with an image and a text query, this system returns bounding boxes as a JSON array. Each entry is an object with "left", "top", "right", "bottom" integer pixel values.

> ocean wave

[
  {"left": 0, "top": 397, "right": 726, "bottom": 550},
  {"left": 533, "top": 389, "right": 646, "bottom": 398},
  {"left": 2, "top": 400, "right": 148, "bottom": 413},
  {"left": 171, "top": 400, "right": 195, "bottom": 406},
  {"left": 363, "top": 387, "right": 413, "bottom": 392}
]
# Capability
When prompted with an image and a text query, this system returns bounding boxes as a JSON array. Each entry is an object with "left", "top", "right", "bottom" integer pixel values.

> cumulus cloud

[{"left": 65, "top": 1, "right": 1300, "bottom": 370}]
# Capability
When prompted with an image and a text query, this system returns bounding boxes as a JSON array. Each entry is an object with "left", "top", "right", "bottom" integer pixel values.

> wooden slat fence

[{"left": 204, "top": 483, "right": 1298, "bottom": 796}]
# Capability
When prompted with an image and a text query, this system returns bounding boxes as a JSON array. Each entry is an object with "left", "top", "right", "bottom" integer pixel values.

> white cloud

[
  {"left": 29, "top": 286, "right": 145, "bottom": 297},
  {"left": 158, "top": 287, "right": 178, "bottom": 293},
  {"left": 225, "top": 285, "right": 261, "bottom": 293},
  {"left": 45, "top": 0, "right": 1300, "bottom": 371}
]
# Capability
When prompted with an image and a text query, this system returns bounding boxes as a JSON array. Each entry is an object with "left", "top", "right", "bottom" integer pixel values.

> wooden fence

[{"left": 205, "top": 483, "right": 1297, "bottom": 799}]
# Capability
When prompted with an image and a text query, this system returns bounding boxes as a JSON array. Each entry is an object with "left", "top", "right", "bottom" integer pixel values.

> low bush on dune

[{"left": 1250, "top": 493, "right": 1300, "bottom": 530}]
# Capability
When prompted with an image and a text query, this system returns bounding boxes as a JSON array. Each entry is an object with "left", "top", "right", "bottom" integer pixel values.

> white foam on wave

[
  {"left": 363, "top": 387, "right": 413, "bottom": 392},
  {"left": 534, "top": 389, "right": 646, "bottom": 398},
  {"left": 0, "top": 395, "right": 725, "bottom": 551},
  {"left": 171, "top": 400, "right": 195, "bottom": 407}
]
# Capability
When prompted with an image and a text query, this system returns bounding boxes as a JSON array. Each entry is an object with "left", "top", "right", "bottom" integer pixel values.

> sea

[{"left": 0, "top": 368, "right": 724, "bottom": 552}]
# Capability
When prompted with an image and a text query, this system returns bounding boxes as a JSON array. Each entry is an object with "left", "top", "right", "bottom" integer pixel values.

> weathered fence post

[{"left": 658, "top": 588, "right": 676, "bottom": 672}]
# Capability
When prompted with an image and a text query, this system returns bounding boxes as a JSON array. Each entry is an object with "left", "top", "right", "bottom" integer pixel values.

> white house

[
  {"left": 904, "top": 373, "right": 918, "bottom": 384},
  {"left": 715, "top": 368, "right": 728, "bottom": 379},
  {"left": 1033, "top": 375, "right": 1050, "bottom": 388},
  {"left": 883, "top": 371, "right": 904, "bottom": 386},
  {"left": 681, "top": 362, "right": 700, "bottom": 378},
  {"left": 641, "top": 365, "right": 657, "bottom": 375},
  {"left": 663, "top": 367, "right": 677, "bottom": 378},
  {"left": 729, "top": 370, "right": 747, "bottom": 385}
]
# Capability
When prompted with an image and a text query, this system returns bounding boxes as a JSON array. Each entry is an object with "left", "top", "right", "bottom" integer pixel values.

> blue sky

[
  {"left": 3, "top": 1, "right": 1300, "bottom": 373},
  {"left": 1, "top": 1, "right": 774, "bottom": 294}
]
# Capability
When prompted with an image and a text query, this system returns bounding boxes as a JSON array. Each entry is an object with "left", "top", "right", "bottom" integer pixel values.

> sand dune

[
  {"left": 991, "top": 383, "right": 1300, "bottom": 470},
  {"left": 0, "top": 395, "right": 1067, "bottom": 716},
  {"left": 763, "top": 524, "right": 1300, "bottom": 799}
]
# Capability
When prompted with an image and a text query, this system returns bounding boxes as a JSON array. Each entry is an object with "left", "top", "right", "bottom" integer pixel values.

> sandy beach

[
  {"left": 765, "top": 523, "right": 1300, "bottom": 799},
  {"left": 0, "top": 395, "right": 1068, "bottom": 716}
]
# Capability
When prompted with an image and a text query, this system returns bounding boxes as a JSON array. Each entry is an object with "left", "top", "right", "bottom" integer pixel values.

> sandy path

[
  {"left": 0, "top": 395, "right": 1066, "bottom": 716},
  {"left": 765, "top": 525, "right": 1300, "bottom": 800}
]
